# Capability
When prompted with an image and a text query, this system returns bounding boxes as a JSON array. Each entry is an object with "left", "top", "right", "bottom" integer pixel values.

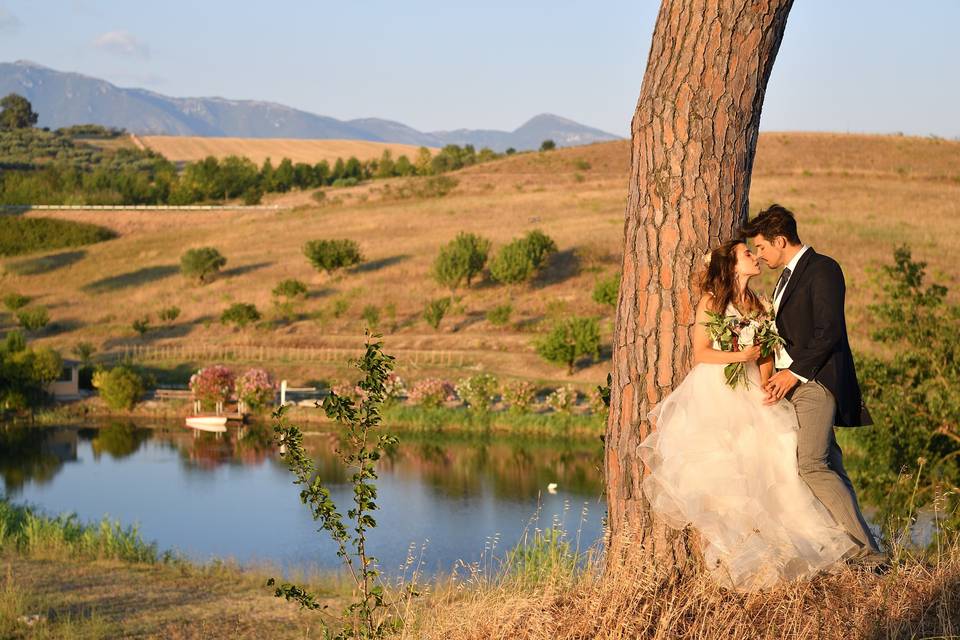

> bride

[{"left": 637, "top": 239, "right": 857, "bottom": 591}]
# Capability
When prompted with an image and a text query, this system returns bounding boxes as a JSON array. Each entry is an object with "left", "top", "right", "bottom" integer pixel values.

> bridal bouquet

[{"left": 703, "top": 309, "right": 784, "bottom": 389}]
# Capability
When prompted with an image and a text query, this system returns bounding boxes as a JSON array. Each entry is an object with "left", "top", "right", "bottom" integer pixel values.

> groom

[{"left": 741, "top": 204, "right": 885, "bottom": 565}]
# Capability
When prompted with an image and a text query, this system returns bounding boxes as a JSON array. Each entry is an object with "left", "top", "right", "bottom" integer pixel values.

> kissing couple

[{"left": 638, "top": 204, "right": 887, "bottom": 591}]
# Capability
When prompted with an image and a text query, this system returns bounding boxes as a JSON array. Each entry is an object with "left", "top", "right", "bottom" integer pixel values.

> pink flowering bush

[
  {"left": 235, "top": 368, "right": 275, "bottom": 409},
  {"left": 331, "top": 381, "right": 368, "bottom": 403},
  {"left": 383, "top": 373, "right": 407, "bottom": 402},
  {"left": 546, "top": 384, "right": 578, "bottom": 414},
  {"left": 502, "top": 380, "right": 537, "bottom": 413},
  {"left": 588, "top": 384, "right": 609, "bottom": 417},
  {"left": 189, "top": 365, "right": 235, "bottom": 405},
  {"left": 408, "top": 378, "right": 456, "bottom": 408}
]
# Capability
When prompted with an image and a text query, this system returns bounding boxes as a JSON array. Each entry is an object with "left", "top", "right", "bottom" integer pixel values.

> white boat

[{"left": 185, "top": 415, "right": 228, "bottom": 432}]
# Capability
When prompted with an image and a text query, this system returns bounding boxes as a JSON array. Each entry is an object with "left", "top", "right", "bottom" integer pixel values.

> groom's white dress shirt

[{"left": 773, "top": 245, "right": 810, "bottom": 383}]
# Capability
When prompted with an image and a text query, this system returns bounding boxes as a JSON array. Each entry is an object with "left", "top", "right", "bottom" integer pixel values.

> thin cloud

[
  {"left": 93, "top": 30, "right": 150, "bottom": 58},
  {"left": 0, "top": 7, "right": 21, "bottom": 34}
]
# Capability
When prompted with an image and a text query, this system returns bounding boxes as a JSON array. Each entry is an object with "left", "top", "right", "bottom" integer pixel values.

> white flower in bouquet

[{"left": 738, "top": 322, "right": 758, "bottom": 347}]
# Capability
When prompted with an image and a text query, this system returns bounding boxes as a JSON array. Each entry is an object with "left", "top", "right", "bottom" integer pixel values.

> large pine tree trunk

[{"left": 605, "top": 0, "right": 794, "bottom": 567}]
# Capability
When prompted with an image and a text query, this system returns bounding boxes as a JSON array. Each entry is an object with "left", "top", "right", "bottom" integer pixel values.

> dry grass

[
  {"left": 139, "top": 135, "right": 435, "bottom": 166},
  {"left": 4, "top": 132, "right": 959, "bottom": 388},
  {"left": 403, "top": 534, "right": 960, "bottom": 640},
  {"left": 1, "top": 553, "right": 349, "bottom": 639}
]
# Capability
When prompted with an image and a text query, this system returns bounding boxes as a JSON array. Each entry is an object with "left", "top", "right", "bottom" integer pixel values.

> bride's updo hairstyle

[{"left": 699, "top": 239, "right": 762, "bottom": 315}]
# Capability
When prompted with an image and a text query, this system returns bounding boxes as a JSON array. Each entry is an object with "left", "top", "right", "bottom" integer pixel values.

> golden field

[
  {"left": 138, "top": 135, "right": 435, "bottom": 165},
  {"left": 3, "top": 132, "right": 959, "bottom": 388}
]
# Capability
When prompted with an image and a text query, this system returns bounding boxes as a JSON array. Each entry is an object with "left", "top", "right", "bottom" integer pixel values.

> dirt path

[
  {"left": 128, "top": 133, "right": 147, "bottom": 151},
  {"left": 4, "top": 555, "right": 344, "bottom": 638}
]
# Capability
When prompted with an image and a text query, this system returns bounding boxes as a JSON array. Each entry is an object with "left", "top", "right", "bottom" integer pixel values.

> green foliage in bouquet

[{"left": 703, "top": 309, "right": 784, "bottom": 389}]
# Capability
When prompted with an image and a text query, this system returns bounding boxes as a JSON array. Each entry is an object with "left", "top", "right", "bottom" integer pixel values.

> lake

[{"left": 0, "top": 420, "right": 606, "bottom": 576}]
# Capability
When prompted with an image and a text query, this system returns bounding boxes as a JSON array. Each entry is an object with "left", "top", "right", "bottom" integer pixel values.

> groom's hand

[{"left": 763, "top": 370, "right": 799, "bottom": 405}]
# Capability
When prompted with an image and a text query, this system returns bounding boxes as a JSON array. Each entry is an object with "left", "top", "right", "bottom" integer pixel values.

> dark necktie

[{"left": 774, "top": 267, "right": 792, "bottom": 300}]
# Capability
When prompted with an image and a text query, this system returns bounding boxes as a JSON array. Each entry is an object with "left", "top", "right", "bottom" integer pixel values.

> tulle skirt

[{"left": 637, "top": 361, "right": 856, "bottom": 591}]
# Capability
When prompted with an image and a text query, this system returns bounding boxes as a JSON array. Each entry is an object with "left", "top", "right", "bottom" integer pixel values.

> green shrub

[
  {"left": 2, "top": 293, "right": 29, "bottom": 312},
  {"left": 72, "top": 341, "right": 96, "bottom": 364},
  {"left": 4, "top": 329, "right": 26, "bottom": 353},
  {"left": 535, "top": 317, "right": 601, "bottom": 374},
  {"left": 573, "top": 159, "right": 591, "bottom": 171},
  {"left": 242, "top": 187, "right": 263, "bottom": 205},
  {"left": 847, "top": 247, "right": 960, "bottom": 536},
  {"left": 303, "top": 239, "right": 363, "bottom": 274},
  {"left": 330, "top": 177, "right": 359, "bottom": 188},
  {"left": 592, "top": 273, "right": 621, "bottom": 307},
  {"left": 92, "top": 365, "right": 145, "bottom": 411},
  {"left": 158, "top": 306, "right": 181, "bottom": 323},
  {"left": 486, "top": 303, "right": 513, "bottom": 326},
  {"left": 0, "top": 93, "right": 39, "bottom": 129},
  {"left": 180, "top": 247, "right": 226, "bottom": 284},
  {"left": 433, "top": 232, "right": 491, "bottom": 291},
  {"left": 331, "top": 297, "right": 351, "bottom": 318},
  {"left": 0, "top": 216, "right": 117, "bottom": 257},
  {"left": 423, "top": 297, "right": 451, "bottom": 330},
  {"left": 522, "top": 229, "right": 557, "bottom": 269},
  {"left": 414, "top": 175, "right": 458, "bottom": 198},
  {"left": 272, "top": 278, "right": 308, "bottom": 299},
  {"left": 15, "top": 306, "right": 49, "bottom": 331},
  {"left": 539, "top": 140, "right": 556, "bottom": 152},
  {"left": 490, "top": 239, "right": 535, "bottom": 284},
  {"left": 271, "top": 280, "right": 308, "bottom": 323},
  {"left": 455, "top": 373, "right": 500, "bottom": 413},
  {"left": 489, "top": 230, "right": 557, "bottom": 285},
  {"left": 382, "top": 175, "right": 459, "bottom": 201},
  {"left": 131, "top": 316, "right": 150, "bottom": 336},
  {"left": 361, "top": 304, "right": 380, "bottom": 328},
  {"left": 0, "top": 335, "right": 62, "bottom": 409},
  {"left": 221, "top": 303, "right": 261, "bottom": 329}
]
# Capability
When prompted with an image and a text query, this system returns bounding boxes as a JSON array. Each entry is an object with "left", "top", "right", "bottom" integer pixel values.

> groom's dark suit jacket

[{"left": 776, "top": 248, "right": 872, "bottom": 427}]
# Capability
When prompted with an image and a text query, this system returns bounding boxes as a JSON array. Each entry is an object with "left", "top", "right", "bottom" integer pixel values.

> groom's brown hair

[{"left": 740, "top": 204, "right": 802, "bottom": 245}]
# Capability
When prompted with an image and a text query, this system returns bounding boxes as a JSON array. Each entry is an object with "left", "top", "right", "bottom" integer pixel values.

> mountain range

[{"left": 0, "top": 61, "right": 621, "bottom": 151}]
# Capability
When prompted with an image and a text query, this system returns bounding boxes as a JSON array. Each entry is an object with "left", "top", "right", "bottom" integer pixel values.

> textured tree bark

[{"left": 605, "top": 0, "right": 794, "bottom": 568}]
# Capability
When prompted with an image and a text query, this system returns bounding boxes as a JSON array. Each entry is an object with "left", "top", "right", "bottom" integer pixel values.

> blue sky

[{"left": 0, "top": 0, "right": 957, "bottom": 137}]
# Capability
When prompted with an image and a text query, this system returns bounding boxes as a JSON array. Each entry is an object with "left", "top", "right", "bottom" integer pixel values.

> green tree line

[{"left": 0, "top": 93, "right": 508, "bottom": 206}]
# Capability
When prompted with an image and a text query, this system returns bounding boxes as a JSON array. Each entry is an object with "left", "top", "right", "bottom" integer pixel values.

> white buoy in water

[{"left": 547, "top": 483, "right": 558, "bottom": 494}]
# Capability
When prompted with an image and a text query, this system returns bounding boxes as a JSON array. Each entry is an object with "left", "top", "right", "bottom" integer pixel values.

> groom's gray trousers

[{"left": 787, "top": 380, "right": 880, "bottom": 552}]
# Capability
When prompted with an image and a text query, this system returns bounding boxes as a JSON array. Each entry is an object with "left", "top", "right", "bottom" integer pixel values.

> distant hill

[{"left": 0, "top": 61, "right": 622, "bottom": 151}]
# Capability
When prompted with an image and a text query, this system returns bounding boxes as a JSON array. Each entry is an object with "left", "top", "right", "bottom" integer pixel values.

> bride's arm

[
  {"left": 758, "top": 355, "right": 774, "bottom": 386},
  {"left": 693, "top": 295, "right": 760, "bottom": 365}
]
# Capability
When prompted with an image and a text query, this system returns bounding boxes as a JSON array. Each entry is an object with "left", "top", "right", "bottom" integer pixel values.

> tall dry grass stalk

[{"left": 401, "top": 529, "right": 960, "bottom": 640}]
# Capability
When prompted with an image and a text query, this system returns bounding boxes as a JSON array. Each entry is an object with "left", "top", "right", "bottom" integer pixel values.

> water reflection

[
  {"left": 0, "top": 426, "right": 75, "bottom": 492},
  {"left": 0, "top": 421, "right": 605, "bottom": 573}
]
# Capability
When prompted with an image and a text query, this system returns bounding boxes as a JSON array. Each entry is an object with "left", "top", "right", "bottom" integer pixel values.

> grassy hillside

[
  {"left": 2, "top": 132, "right": 958, "bottom": 389},
  {"left": 139, "top": 135, "right": 436, "bottom": 165}
]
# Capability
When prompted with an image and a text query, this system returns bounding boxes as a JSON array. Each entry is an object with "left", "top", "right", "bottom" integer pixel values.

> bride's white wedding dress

[{"left": 637, "top": 304, "right": 857, "bottom": 591}]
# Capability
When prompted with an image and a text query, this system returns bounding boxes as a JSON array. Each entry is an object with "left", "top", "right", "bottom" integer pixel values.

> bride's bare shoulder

[{"left": 696, "top": 292, "right": 715, "bottom": 315}]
